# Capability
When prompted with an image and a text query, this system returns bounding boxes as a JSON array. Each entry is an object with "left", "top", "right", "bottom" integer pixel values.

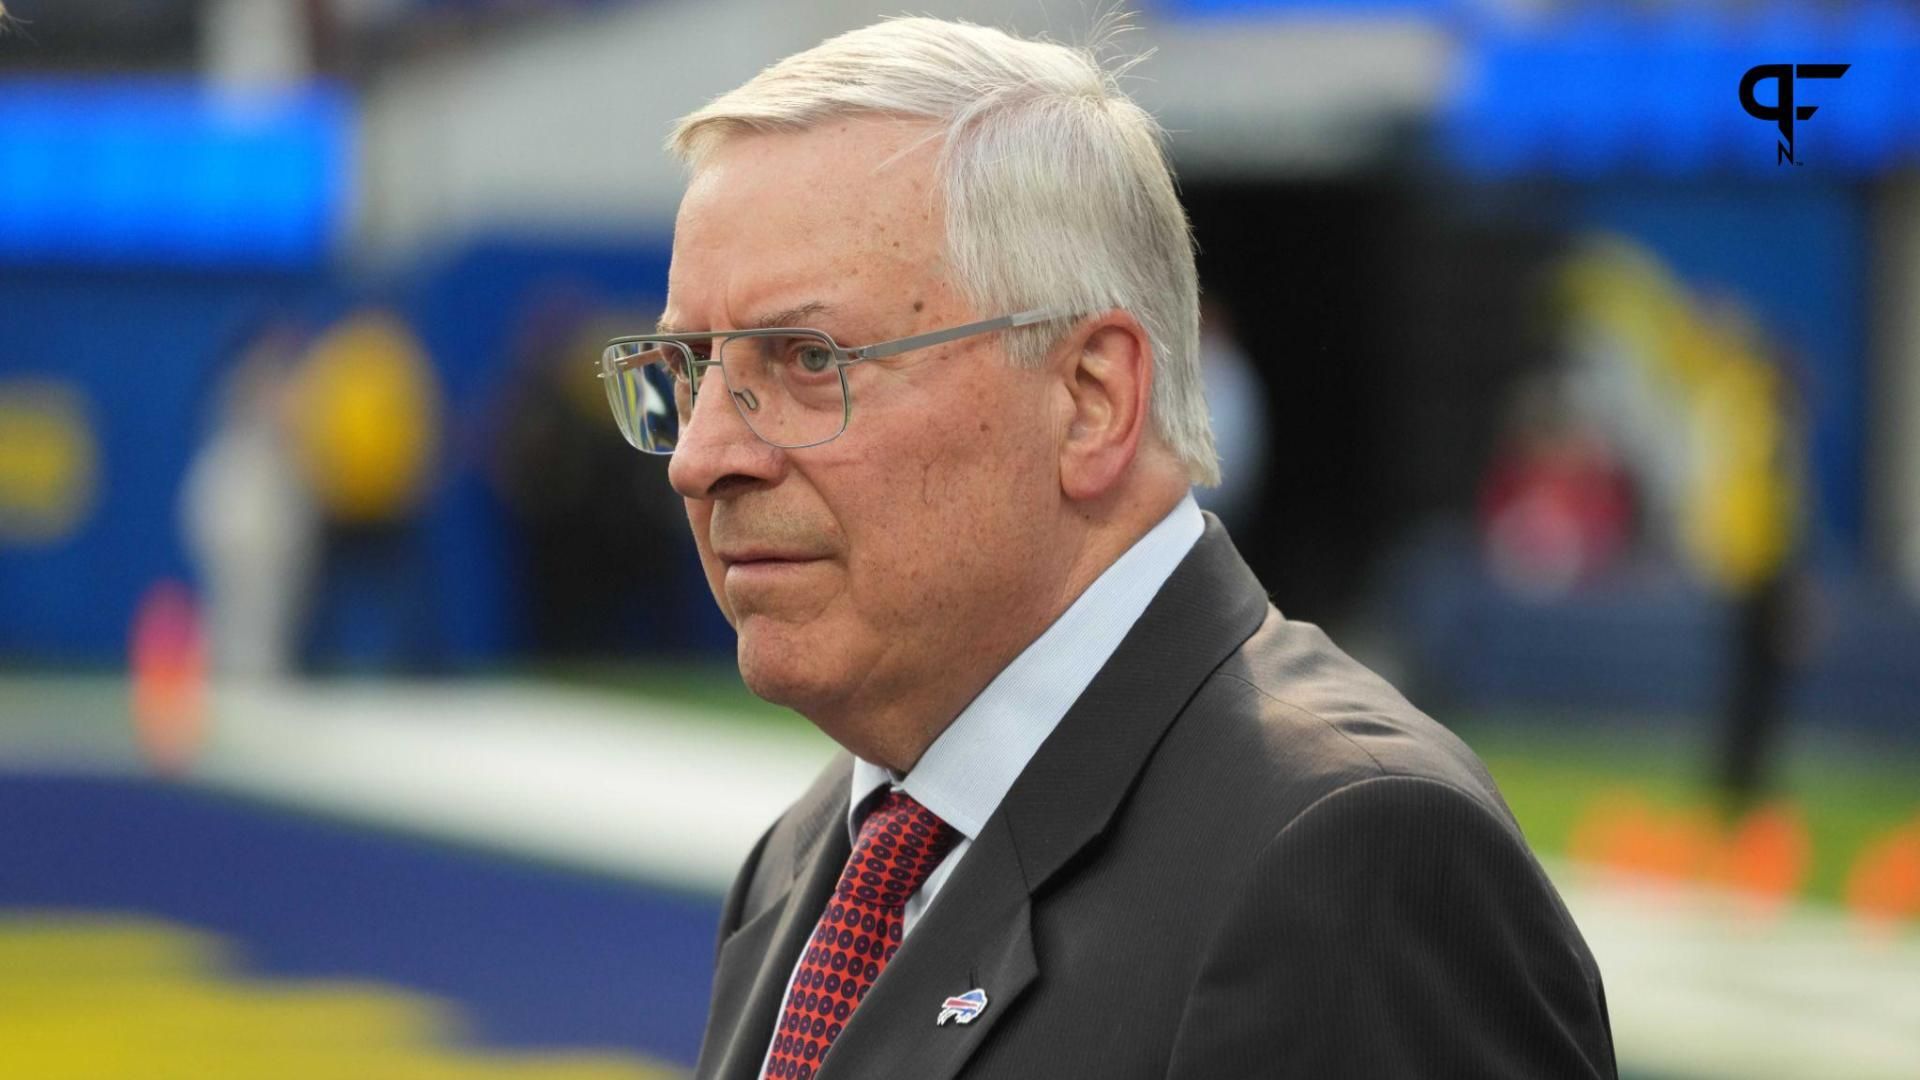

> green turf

[{"left": 1456, "top": 713, "right": 1920, "bottom": 906}]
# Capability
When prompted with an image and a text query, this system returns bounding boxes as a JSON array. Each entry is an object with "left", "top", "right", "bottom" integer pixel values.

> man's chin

[{"left": 733, "top": 623, "right": 842, "bottom": 714}]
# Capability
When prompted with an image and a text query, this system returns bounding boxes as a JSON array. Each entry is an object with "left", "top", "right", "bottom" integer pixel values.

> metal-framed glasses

[{"left": 599, "top": 308, "right": 1065, "bottom": 454}]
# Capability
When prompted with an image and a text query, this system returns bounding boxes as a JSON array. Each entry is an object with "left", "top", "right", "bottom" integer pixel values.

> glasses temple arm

[{"left": 849, "top": 308, "right": 1068, "bottom": 361}]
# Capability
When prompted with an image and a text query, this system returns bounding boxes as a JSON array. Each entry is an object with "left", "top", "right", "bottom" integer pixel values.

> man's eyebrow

[
  {"left": 745, "top": 302, "right": 833, "bottom": 330},
  {"left": 655, "top": 302, "right": 833, "bottom": 336}
]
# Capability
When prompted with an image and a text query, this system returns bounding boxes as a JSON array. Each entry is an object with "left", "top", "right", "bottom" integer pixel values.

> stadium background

[{"left": 2, "top": 1, "right": 1917, "bottom": 1077}]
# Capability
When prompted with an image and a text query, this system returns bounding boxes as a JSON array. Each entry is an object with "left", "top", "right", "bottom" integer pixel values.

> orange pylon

[
  {"left": 1845, "top": 817, "right": 1920, "bottom": 930},
  {"left": 1710, "top": 801, "right": 1811, "bottom": 911},
  {"left": 129, "top": 580, "right": 207, "bottom": 776}
]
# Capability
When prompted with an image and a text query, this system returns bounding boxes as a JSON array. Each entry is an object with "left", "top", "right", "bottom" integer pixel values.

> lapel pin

[{"left": 937, "top": 988, "right": 988, "bottom": 1026}]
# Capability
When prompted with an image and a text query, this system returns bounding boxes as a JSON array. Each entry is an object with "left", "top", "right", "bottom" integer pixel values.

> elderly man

[{"left": 599, "top": 17, "right": 1616, "bottom": 1080}]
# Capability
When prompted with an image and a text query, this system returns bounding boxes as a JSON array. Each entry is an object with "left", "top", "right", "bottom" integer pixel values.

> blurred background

[{"left": 2, "top": 0, "right": 1917, "bottom": 1076}]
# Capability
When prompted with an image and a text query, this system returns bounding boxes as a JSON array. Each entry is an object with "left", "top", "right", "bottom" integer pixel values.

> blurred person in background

[
  {"left": 1699, "top": 326, "right": 1814, "bottom": 821},
  {"left": 181, "top": 317, "right": 318, "bottom": 682},
  {"left": 293, "top": 307, "right": 446, "bottom": 672},
  {"left": 1558, "top": 240, "right": 1818, "bottom": 822},
  {"left": 1477, "top": 370, "right": 1636, "bottom": 600},
  {"left": 602, "top": 17, "right": 1614, "bottom": 1079}
]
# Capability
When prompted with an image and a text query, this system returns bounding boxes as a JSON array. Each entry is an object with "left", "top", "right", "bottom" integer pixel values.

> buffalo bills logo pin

[{"left": 937, "top": 988, "right": 988, "bottom": 1026}]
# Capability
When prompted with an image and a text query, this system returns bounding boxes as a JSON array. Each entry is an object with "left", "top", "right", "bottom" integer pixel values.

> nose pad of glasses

[{"left": 732, "top": 387, "right": 760, "bottom": 413}]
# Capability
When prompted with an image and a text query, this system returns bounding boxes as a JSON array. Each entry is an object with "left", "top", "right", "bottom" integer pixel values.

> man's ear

[{"left": 1055, "top": 310, "right": 1153, "bottom": 501}]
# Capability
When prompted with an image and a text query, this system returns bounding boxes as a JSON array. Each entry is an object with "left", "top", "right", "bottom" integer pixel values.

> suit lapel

[
  {"left": 699, "top": 762, "right": 855, "bottom": 1080},
  {"left": 816, "top": 518, "right": 1269, "bottom": 1080}
]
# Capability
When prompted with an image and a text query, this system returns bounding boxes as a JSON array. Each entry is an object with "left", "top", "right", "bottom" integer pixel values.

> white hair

[{"left": 668, "top": 16, "right": 1218, "bottom": 486}]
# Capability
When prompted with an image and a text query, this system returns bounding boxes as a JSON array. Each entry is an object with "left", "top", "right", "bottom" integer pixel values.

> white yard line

[{"left": 195, "top": 680, "right": 839, "bottom": 894}]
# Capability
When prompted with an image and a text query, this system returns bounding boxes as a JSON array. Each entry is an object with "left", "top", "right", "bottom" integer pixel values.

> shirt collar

[{"left": 848, "top": 491, "right": 1205, "bottom": 843}]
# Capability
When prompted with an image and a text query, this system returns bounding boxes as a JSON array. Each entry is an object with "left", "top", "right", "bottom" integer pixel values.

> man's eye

[{"left": 794, "top": 344, "right": 835, "bottom": 374}]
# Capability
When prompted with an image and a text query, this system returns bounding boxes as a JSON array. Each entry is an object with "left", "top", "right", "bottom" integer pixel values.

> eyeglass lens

[{"left": 600, "top": 333, "right": 850, "bottom": 453}]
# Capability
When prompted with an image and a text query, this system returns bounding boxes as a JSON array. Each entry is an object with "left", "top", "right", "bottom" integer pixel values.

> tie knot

[{"left": 840, "top": 789, "right": 959, "bottom": 909}]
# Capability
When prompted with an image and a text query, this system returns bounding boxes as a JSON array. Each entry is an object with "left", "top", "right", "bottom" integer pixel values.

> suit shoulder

[{"left": 1163, "top": 606, "right": 1516, "bottom": 836}]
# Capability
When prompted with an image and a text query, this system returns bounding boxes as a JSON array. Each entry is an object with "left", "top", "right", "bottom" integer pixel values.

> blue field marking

[{"left": 0, "top": 774, "right": 719, "bottom": 1066}]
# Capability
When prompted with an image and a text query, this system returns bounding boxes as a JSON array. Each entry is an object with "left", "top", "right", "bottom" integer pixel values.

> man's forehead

[
  {"left": 674, "top": 121, "right": 943, "bottom": 241},
  {"left": 664, "top": 122, "right": 947, "bottom": 332}
]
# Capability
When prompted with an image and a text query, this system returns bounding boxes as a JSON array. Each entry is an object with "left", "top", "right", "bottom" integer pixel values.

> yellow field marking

[{"left": 0, "top": 913, "right": 684, "bottom": 1080}]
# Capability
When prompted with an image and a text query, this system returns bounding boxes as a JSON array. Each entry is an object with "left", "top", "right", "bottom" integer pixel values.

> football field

[{"left": 2, "top": 673, "right": 1915, "bottom": 1079}]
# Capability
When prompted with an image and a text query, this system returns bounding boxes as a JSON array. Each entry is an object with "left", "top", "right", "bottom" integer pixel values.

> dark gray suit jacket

[{"left": 693, "top": 520, "right": 1617, "bottom": 1079}]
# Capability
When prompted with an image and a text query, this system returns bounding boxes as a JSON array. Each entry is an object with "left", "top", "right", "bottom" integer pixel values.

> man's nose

[{"left": 666, "top": 371, "right": 785, "bottom": 500}]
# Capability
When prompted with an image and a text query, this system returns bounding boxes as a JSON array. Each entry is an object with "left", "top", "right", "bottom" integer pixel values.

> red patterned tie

[{"left": 762, "top": 789, "right": 960, "bottom": 1080}]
